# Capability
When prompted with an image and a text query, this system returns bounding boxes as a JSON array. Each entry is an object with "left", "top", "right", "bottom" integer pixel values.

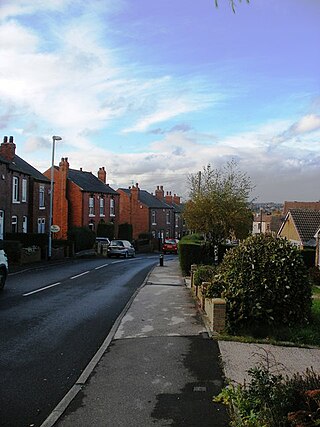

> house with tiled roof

[
  {"left": 283, "top": 201, "right": 320, "bottom": 215},
  {"left": 44, "top": 158, "right": 119, "bottom": 239},
  {"left": 117, "top": 184, "right": 183, "bottom": 241},
  {"left": 0, "top": 136, "right": 50, "bottom": 238},
  {"left": 278, "top": 209, "right": 320, "bottom": 249}
]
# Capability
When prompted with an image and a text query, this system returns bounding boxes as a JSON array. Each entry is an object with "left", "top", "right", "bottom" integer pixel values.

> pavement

[{"left": 38, "top": 257, "right": 320, "bottom": 427}]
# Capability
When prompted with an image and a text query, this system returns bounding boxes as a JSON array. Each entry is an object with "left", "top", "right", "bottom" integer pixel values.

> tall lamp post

[{"left": 48, "top": 135, "right": 62, "bottom": 259}]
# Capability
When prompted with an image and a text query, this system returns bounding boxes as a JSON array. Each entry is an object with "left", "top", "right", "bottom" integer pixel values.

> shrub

[
  {"left": 205, "top": 272, "right": 225, "bottom": 298},
  {"left": 118, "top": 223, "right": 133, "bottom": 241},
  {"left": 215, "top": 364, "right": 320, "bottom": 427},
  {"left": 96, "top": 222, "right": 114, "bottom": 239},
  {"left": 68, "top": 227, "right": 95, "bottom": 252},
  {"left": 193, "top": 265, "right": 216, "bottom": 287},
  {"left": 179, "top": 241, "right": 212, "bottom": 275},
  {"left": 309, "top": 266, "right": 320, "bottom": 287},
  {"left": 220, "top": 234, "right": 312, "bottom": 334}
]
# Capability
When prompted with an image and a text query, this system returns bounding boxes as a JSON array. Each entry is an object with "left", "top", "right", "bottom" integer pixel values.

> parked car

[
  {"left": 0, "top": 242, "right": 8, "bottom": 291},
  {"left": 162, "top": 239, "right": 179, "bottom": 254},
  {"left": 107, "top": 240, "right": 136, "bottom": 258},
  {"left": 96, "top": 237, "right": 110, "bottom": 245}
]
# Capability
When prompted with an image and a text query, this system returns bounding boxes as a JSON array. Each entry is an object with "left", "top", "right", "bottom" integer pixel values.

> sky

[{"left": 0, "top": 0, "right": 319, "bottom": 203}]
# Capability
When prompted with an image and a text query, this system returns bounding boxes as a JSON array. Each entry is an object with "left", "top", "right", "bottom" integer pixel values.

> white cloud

[{"left": 294, "top": 114, "right": 320, "bottom": 134}]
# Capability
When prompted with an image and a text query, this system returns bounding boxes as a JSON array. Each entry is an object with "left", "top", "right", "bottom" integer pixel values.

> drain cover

[{"left": 193, "top": 386, "right": 207, "bottom": 392}]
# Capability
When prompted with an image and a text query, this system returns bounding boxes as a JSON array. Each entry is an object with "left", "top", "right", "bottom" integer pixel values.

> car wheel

[{"left": 0, "top": 268, "right": 7, "bottom": 291}]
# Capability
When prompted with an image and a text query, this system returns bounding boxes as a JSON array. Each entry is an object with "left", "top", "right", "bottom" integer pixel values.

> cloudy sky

[{"left": 1, "top": 0, "right": 319, "bottom": 202}]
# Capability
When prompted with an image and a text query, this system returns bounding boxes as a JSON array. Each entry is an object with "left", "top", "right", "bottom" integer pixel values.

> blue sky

[{"left": 0, "top": 0, "right": 319, "bottom": 202}]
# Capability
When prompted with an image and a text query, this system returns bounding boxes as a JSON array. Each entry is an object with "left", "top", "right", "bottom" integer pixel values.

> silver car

[{"left": 107, "top": 240, "right": 136, "bottom": 258}]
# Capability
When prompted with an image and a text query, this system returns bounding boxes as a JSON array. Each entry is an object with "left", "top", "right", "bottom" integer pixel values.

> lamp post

[{"left": 48, "top": 135, "right": 62, "bottom": 259}]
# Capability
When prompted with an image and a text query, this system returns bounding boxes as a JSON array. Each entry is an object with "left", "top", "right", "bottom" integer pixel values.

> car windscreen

[{"left": 110, "top": 240, "right": 124, "bottom": 246}]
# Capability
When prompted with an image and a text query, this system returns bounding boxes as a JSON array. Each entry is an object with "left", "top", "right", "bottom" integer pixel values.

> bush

[
  {"left": 118, "top": 223, "right": 133, "bottom": 241},
  {"left": 68, "top": 227, "right": 95, "bottom": 252},
  {"left": 205, "top": 272, "right": 225, "bottom": 298},
  {"left": 215, "top": 364, "right": 320, "bottom": 427},
  {"left": 96, "top": 222, "right": 115, "bottom": 239},
  {"left": 220, "top": 234, "right": 312, "bottom": 334},
  {"left": 179, "top": 241, "right": 212, "bottom": 275},
  {"left": 309, "top": 266, "right": 320, "bottom": 287},
  {"left": 193, "top": 265, "right": 216, "bottom": 286}
]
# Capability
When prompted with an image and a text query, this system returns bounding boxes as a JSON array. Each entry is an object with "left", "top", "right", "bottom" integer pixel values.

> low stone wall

[{"left": 190, "top": 264, "right": 226, "bottom": 333}]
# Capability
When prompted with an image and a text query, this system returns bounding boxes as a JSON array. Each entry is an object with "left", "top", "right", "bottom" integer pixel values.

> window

[
  {"left": 166, "top": 210, "right": 170, "bottom": 224},
  {"left": 12, "top": 176, "right": 19, "bottom": 202},
  {"left": 89, "top": 220, "right": 95, "bottom": 230},
  {"left": 37, "top": 218, "right": 45, "bottom": 233},
  {"left": 89, "top": 197, "right": 94, "bottom": 216},
  {"left": 151, "top": 210, "right": 156, "bottom": 225},
  {"left": 175, "top": 214, "right": 179, "bottom": 228},
  {"left": 22, "top": 179, "right": 27, "bottom": 202},
  {"left": 22, "top": 216, "right": 27, "bottom": 233},
  {"left": 39, "top": 185, "right": 45, "bottom": 208},
  {"left": 99, "top": 197, "right": 104, "bottom": 216},
  {"left": 110, "top": 198, "right": 115, "bottom": 217},
  {"left": 12, "top": 216, "right": 18, "bottom": 233}
]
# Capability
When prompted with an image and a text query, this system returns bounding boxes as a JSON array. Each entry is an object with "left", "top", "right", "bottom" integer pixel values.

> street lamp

[{"left": 48, "top": 135, "right": 62, "bottom": 259}]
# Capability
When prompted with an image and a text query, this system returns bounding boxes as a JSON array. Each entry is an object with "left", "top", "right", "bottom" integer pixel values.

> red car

[{"left": 162, "top": 239, "right": 179, "bottom": 254}]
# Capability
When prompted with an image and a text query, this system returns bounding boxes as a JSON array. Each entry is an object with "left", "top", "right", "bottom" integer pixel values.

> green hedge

[
  {"left": 179, "top": 241, "right": 213, "bottom": 275},
  {"left": 96, "top": 222, "right": 115, "bottom": 239},
  {"left": 5, "top": 233, "right": 48, "bottom": 259},
  {"left": 118, "top": 223, "right": 133, "bottom": 241},
  {"left": 68, "top": 227, "right": 95, "bottom": 252}
]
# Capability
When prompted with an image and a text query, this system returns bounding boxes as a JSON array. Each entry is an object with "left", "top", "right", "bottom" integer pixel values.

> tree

[
  {"left": 215, "top": 0, "right": 250, "bottom": 13},
  {"left": 183, "top": 161, "right": 253, "bottom": 246}
]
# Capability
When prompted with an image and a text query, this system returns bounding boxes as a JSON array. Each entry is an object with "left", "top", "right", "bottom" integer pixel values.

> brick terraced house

[
  {"left": 117, "top": 183, "right": 184, "bottom": 241},
  {"left": 0, "top": 136, "right": 50, "bottom": 238},
  {"left": 44, "top": 158, "right": 119, "bottom": 239}
]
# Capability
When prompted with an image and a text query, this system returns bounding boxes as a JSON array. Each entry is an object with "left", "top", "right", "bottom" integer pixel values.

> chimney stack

[
  {"left": 155, "top": 185, "right": 164, "bottom": 200},
  {"left": 98, "top": 166, "right": 106, "bottom": 183},
  {"left": 165, "top": 191, "right": 173, "bottom": 204},
  {"left": 0, "top": 135, "right": 16, "bottom": 161},
  {"left": 173, "top": 194, "right": 180, "bottom": 205}
]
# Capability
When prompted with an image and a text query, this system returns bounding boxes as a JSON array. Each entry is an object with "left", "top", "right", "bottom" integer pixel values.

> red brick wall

[
  {"left": 68, "top": 181, "right": 83, "bottom": 230},
  {"left": 118, "top": 188, "right": 149, "bottom": 239}
]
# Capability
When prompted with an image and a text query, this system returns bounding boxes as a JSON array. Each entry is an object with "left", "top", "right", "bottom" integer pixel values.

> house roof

[
  {"left": 0, "top": 154, "right": 50, "bottom": 183},
  {"left": 119, "top": 188, "right": 172, "bottom": 209},
  {"left": 68, "top": 169, "right": 118, "bottom": 195},
  {"left": 283, "top": 201, "right": 320, "bottom": 215},
  {"left": 284, "top": 209, "right": 320, "bottom": 246}
]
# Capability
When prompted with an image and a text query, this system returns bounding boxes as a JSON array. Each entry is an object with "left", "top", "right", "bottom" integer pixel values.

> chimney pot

[{"left": 3, "top": 136, "right": 8, "bottom": 143}]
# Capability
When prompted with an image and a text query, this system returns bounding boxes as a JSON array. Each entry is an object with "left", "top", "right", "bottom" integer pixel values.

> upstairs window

[
  {"left": 39, "top": 185, "right": 45, "bottom": 208},
  {"left": 89, "top": 197, "right": 94, "bottom": 216},
  {"left": 22, "top": 216, "right": 28, "bottom": 233},
  {"left": 12, "top": 176, "right": 19, "bottom": 202},
  {"left": 166, "top": 210, "right": 170, "bottom": 224},
  {"left": 22, "top": 179, "right": 27, "bottom": 202},
  {"left": 99, "top": 197, "right": 104, "bottom": 216},
  {"left": 110, "top": 198, "right": 115, "bottom": 217},
  {"left": 151, "top": 210, "right": 156, "bottom": 225},
  {"left": 175, "top": 214, "right": 179, "bottom": 228}
]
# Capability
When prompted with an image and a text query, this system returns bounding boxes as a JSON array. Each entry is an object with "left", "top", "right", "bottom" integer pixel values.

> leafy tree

[
  {"left": 215, "top": 0, "right": 250, "bottom": 13},
  {"left": 183, "top": 161, "right": 253, "bottom": 246}
]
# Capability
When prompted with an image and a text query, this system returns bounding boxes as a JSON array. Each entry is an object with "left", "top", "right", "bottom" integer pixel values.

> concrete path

[{"left": 56, "top": 259, "right": 229, "bottom": 426}]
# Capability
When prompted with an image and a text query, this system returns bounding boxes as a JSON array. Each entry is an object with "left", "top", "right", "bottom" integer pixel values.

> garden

[{"left": 180, "top": 233, "right": 320, "bottom": 427}]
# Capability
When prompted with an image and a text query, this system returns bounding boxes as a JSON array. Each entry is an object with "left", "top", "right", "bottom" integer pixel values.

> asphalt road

[{"left": 0, "top": 255, "right": 158, "bottom": 427}]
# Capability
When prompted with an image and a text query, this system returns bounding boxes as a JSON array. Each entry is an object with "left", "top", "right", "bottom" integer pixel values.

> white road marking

[
  {"left": 95, "top": 263, "right": 109, "bottom": 270},
  {"left": 23, "top": 282, "right": 61, "bottom": 297},
  {"left": 70, "top": 271, "right": 89, "bottom": 279}
]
